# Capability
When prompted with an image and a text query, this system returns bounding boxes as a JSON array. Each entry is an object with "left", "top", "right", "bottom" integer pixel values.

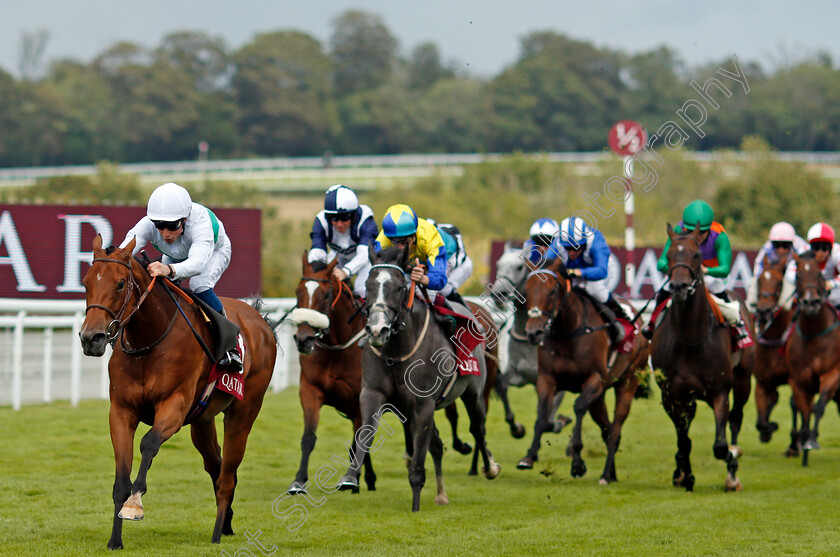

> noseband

[
  {"left": 366, "top": 264, "right": 411, "bottom": 332},
  {"left": 85, "top": 258, "right": 144, "bottom": 344},
  {"left": 525, "top": 269, "right": 570, "bottom": 330}
]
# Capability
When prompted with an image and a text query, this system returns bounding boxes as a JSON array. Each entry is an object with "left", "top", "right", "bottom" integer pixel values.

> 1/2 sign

[{"left": 608, "top": 120, "right": 647, "bottom": 156}]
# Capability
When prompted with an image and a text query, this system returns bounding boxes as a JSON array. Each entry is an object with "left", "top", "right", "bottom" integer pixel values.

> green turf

[{"left": 1, "top": 381, "right": 839, "bottom": 556}]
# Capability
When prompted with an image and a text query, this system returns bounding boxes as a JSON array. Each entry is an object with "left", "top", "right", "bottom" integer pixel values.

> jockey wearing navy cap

[
  {"left": 309, "top": 184, "right": 378, "bottom": 297},
  {"left": 557, "top": 216, "right": 629, "bottom": 345}
]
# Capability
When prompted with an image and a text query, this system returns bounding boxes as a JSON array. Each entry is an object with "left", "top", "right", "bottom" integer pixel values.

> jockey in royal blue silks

[
  {"left": 523, "top": 218, "right": 566, "bottom": 266},
  {"left": 556, "top": 216, "right": 629, "bottom": 345},
  {"left": 309, "top": 184, "right": 378, "bottom": 298}
]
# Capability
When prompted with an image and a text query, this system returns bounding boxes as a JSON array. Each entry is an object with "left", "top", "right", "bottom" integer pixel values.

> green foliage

[
  {"left": 715, "top": 153, "right": 840, "bottom": 244},
  {"left": 0, "top": 162, "right": 146, "bottom": 204}
]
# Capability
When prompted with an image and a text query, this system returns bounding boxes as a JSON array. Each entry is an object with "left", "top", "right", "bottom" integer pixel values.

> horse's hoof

[
  {"left": 725, "top": 476, "right": 742, "bottom": 492},
  {"left": 785, "top": 447, "right": 800, "bottom": 458},
  {"left": 672, "top": 470, "right": 685, "bottom": 487},
  {"left": 517, "top": 457, "right": 534, "bottom": 470},
  {"left": 483, "top": 462, "right": 501, "bottom": 479},
  {"left": 758, "top": 431, "right": 773, "bottom": 443},
  {"left": 454, "top": 442, "right": 472, "bottom": 455},
  {"left": 803, "top": 440, "right": 820, "bottom": 451},
  {"left": 434, "top": 494, "right": 449, "bottom": 506},
  {"left": 729, "top": 445, "right": 743, "bottom": 459},
  {"left": 599, "top": 477, "right": 609, "bottom": 486},
  {"left": 337, "top": 478, "right": 359, "bottom": 492},
  {"left": 118, "top": 493, "right": 144, "bottom": 521},
  {"left": 366, "top": 484, "right": 376, "bottom": 492},
  {"left": 107, "top": 540, "right": 124, "bottom": 551},
  {"left": 287, "top": 482, "right": 308, "bottom": 496},
  {"left": 511, "top": 423, "right": 526, "bottom": 439},
  {"left": 571, "top": 461, "right": 587, "bottom": 478},
  {"left": 553, "top": 415, "right": 573, "bottom": 433}
]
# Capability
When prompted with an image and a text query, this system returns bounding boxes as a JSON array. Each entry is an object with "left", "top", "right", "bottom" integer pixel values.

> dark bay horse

[
  {"left": 786, "top": 252, "right": 840, "bottom": 466},
  {"left": 338, "top": 245, "right": 500, "bottom": 511},
  {"left": 516, "top": 257, "right": 649, "bottom": 484},
  {"left": 652, "top": 224, "right": 754, "bottom": 491},
  {"left": 490, "top": 247, "right": 569, "bottom": 438},
  {"left": 287, "top": 252, "right": 375, "bottom": 494},
  {"left": 78, "top": 235, "right": 277, "bottom": 549},
  {"left": 753, "top": 256, "right": 799, "bottom": 455}
]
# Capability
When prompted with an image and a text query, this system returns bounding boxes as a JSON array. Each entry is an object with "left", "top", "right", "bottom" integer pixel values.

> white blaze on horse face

[
  {"left": 804, "top": 263, "right": 811, "bottom": 272},
  {"left": 764, "top": 271, "right": 771, "bottom": 281},
  {"left": 677, "top": 245, "right": 684, "bottom": 251},
  {"left": 372, "top": 271, "right": 389, "bottom": 307},
  {"left": 304, "top": 281, "right": 319, "bottom": 307}
]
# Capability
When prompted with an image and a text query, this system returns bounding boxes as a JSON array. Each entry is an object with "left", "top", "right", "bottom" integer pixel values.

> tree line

[{"left": 2, "top": 9, "right": 840, "bottom": 168}]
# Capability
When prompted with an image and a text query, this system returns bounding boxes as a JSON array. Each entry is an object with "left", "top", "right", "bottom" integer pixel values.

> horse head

[
  {"left": 793, "top": 251, "right": 826, "bottom": 317},
  {"left": 523, "top": 257, "right": 571, "bottom": 346},
  {"left": 364, "top": 243, "right": 412, "bottom": 347},
  {"left": 666, "top": 223, "right": 704, "bottom": 304},
  {"left": 492, "top": 248, "right": 528, "bottom": 310},
  {"left": 80, "top": 234, "right": 140, "bottom": 357},
  {"left": 291, "top": 251, "right": 341, "bottom": 354},
  {"left": 755, "top": 255, "right": 788, "bottom": 328}
]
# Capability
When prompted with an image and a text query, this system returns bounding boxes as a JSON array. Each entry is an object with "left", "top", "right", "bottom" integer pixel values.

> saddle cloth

[{"left": 432, "top": 295, "right": 483, "bottom": 376}]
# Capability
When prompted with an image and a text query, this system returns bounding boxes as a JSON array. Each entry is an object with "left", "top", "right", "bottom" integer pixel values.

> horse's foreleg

[
  {"left": 754, "top": 380, "right": 780, "bottom": 443},
  {"left": 290, "top": 383, "right": 323, "bottom": 494},
  {"left": 663, "top": 390, "right": 696, "bottom": 491},
  {"left": 461, "top": 382, "right": 500, "bottom": 480},
  {"left": 550, "top": 391, "right": 571, "bottom": 433},
  {"left": 409, "top": 401, "right": 436, "bottom": 512},
  {"left": 729, "top": 363, "right": 752, "bottom": 448},
  {"left": 807, "top": 368, "right": 840, "bottom": 451},
  {"left": 495, "top": 372, "right": 525, "bottom": 439},
  {"left": 786, "top": 395, "right": 800, "bottom": 457},
  {"left": 429, "top": 425, "right": 448, "bottom": 506},
  {"left": 569, "top": 376, "right": 605, "bottom": 479},
  {"left": 444, "top": 402, "right": 472, "bottom": 455},
  {"left": 517, "top": 373, "right": 556, "bottom": 470},
  {"left": 790, "top": 382, "right": 814, "bottom": 466},
  {"left": 711, "top": 391, "right": 741, "bottom": 492},
  {"left": 338, "top": 387, "right": 386, "bottom": 491},
  {"left": 599, "top": 371, "right": 639, "bottom": 485},
  {"left": 108, "top": 405, "right": 139, "bottom": 550}
]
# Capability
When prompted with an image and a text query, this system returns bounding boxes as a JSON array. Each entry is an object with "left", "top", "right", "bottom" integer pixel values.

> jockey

[
  {"left": 308, "top": 184, "right": 378, "bottom": 297},
  {"left": 120, "top": 182, "right": 242, "bottom": 371},
  {"left": 523, "top": 218, "right": 565, "bottom": 266},
  {"left": 746, "top": 221, "right": 807, "bottom": 310},
  {"left": 784, "top": 222, "right": 840, "bottom": 307},
  {"left": 375, "top": 204, "right": 448, "bottom": 292},
  {"left": 644, "top": 199, "right": 745, "bottom": 340},
  {"left": 426, "top": 218, "right": 473, "bottom": 306},
  {"left": 556, "top": 216, "right": 628, "bottom": 345}
]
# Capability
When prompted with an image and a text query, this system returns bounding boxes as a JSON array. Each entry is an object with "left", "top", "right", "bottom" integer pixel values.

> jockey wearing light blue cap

[
  {"left": 375, "top": 204, "right": 449, "bottom": 291},
  {"left": 558, "top": 216, "right": 628, "bottom": 345}
]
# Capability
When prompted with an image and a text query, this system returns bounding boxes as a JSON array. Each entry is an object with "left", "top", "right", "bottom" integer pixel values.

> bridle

[
  {"left": 84, "top": 257, "right": 174, "bottom": 352},
  {"left": 667, "top": 236, "right": 702, "bottom": 297},
  {"left": 365, "top": 264, "right": 411, "bottom": 333},
  {"left": 297, "top": 273, "right": 364, "bottom": 349},
  {"left": 525, "top": 269, "right": 570, "bottom": 332}
]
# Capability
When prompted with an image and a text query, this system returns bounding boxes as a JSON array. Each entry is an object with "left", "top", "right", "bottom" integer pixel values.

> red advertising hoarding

[
  {"left": 490, "top": 241, "right": 759, "bottom": 300},
  {"left": 0, "top": 204, "right": 261, "bottom": 299}
]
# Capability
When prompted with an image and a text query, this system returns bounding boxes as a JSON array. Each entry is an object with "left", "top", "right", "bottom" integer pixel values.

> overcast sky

[{"left": 1, "top": 0, "right": 837, "bottom": 78}]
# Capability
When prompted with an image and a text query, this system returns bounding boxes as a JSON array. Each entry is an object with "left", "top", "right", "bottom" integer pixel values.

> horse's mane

[
  {"left": 376, "top": 245, "right": 407, "bottom": 267},
  {"left": 799, "top": 250, "right": 817, "bottom": 261},
  {"left": 105, "top": 245, "right": 117, "bottom": 255},
  {"left": 310, "top": 260, "right": 328, "bottom": 273}
]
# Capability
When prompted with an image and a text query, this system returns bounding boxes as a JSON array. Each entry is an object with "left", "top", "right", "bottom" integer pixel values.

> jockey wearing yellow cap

[{"left": 375, "top": 204, "right": 449, "bottom": 291}]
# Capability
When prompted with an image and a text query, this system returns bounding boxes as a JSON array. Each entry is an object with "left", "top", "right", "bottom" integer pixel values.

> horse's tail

[{"left": 250, "top": 297, "right": 281, "bottom": 343}]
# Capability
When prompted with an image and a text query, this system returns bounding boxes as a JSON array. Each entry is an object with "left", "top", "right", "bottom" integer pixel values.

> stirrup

[{"left": 219, "top": 349, "right": 243, "bottom": 372}]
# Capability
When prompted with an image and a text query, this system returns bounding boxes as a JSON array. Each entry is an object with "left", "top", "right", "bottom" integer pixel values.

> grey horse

[
  {"left": 489, "top": 247, "right": 571, "bottom": 436},
  {"left": 338, "top": 245, "right": 500, "bottom": 511}
]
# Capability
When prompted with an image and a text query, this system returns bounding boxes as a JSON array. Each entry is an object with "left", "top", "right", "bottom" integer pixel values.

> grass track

[{"left": 2, "top": 382, "right": 840, "bottom": 556}]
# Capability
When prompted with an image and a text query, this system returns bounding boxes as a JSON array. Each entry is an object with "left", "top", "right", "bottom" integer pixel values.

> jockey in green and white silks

[
  {"left": 120, "top": 182, "right": 242, "bottom": 370},
  {"left": 308, "top": 184, "right": 378, "bottom": 297}
]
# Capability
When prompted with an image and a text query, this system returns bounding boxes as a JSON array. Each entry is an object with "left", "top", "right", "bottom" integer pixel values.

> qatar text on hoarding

[{"left": 0, "top": 204, "right": 261, "bottom": 299}]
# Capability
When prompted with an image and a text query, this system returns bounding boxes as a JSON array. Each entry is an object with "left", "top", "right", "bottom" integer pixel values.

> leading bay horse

[
  {"left": 79, "top": 235, "right": 277, "bottom": 549},
  {"left": 786, "top": 251, "right": 840, "bottom": 466},
  {"left": 287, "top": 252, "right": 375, "bottom": 494},
  {"left": 652, "top": 224, "right": 754, "bottom": 491},
  {"left": 516, "top": 257, "right": 649, "bottom": 484},
  {"left": 337, "top": 245, "right": 500, "bottom": 511},
  {"left": 752, "top": 256, "right": 799, "bottom": 456}
]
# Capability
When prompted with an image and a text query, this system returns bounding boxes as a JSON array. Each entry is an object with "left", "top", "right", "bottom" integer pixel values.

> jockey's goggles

[
  {"left": 152, "top": 218, "right": 184, "bottom": 231},
  {"left": 328, "top": 212, "right": 353, "bottom": 222},
  {"left": 771, "top": 241, "right": 793, "bottom": 250},
  {"left": 389, "top": 235, "right": 414, "bottom": 245},
  {"left": 811, "top": 241, "right": 832, "bottom": 252},
  {"left": 531, "top": 234, "right": 554, "bottom": 247}
]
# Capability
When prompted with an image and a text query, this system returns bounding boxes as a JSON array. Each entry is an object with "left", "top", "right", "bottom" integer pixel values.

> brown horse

[
  {"left": 516, "top": 257, "right": 649, "bottom": 484},
  {"left": 443, "top": 300, "right": 501, "bottom": 475},
  {"left": 786, "top": 251, "right": 840, "bottom": 466},
  {"left": 752, "top": 256, "right": 799, "bottom": 455},
  {"left": 288, "top": 252, "right": 375, "bottom": 494},
  {"left": 78, "top": 235, "right": 276, "bottom": 549},
  {"left": 652, "top": 224, "right": 754, "bottom": 491}
]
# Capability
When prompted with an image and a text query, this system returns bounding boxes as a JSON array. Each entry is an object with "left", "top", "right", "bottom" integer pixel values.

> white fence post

[
  {"left": 42, "top": 327, "right": 53, "bottom": 404},
  {"left": 12, "top": 311, "right": 25, "bottom": 411},
  {"left": 70, "top": 312, "right": 83, "bottom": 407}
]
